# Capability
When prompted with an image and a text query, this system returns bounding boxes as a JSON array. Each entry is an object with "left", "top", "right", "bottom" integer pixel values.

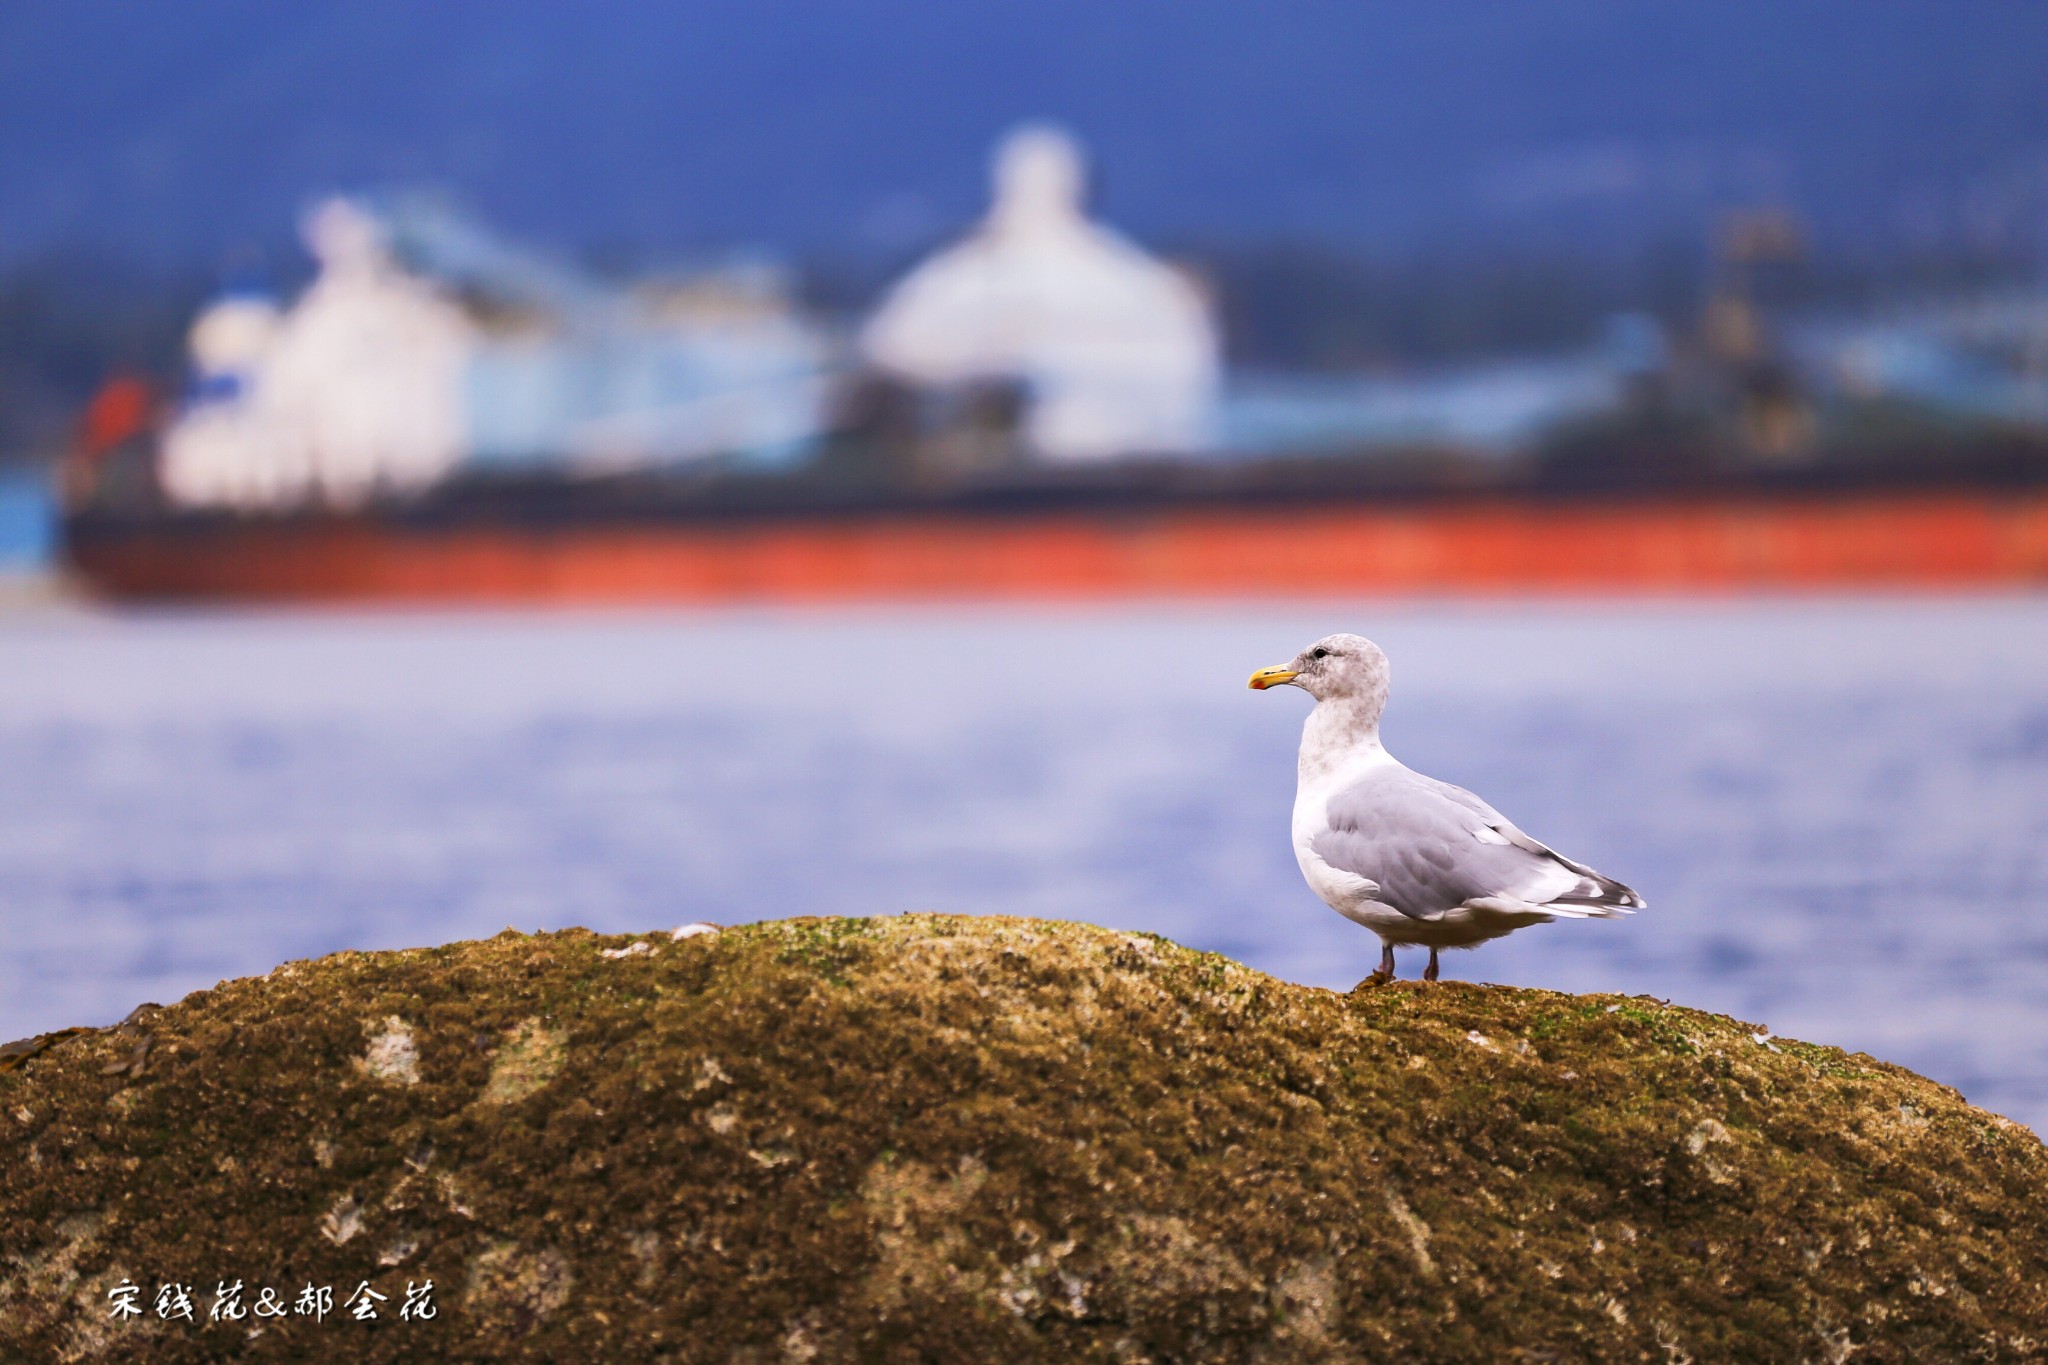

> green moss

[{"left": 2, "top": 914, "right": 2045, "bottom": 1363}]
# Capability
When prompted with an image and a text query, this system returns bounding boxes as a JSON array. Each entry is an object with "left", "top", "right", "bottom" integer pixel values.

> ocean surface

[{"left": 3, "top": 596, "right": 2046, "bottom": 1133}]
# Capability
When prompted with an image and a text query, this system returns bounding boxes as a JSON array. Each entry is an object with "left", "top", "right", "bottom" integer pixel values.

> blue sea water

[{"left": 3, "top": 597, "right": 2046, "bottom": 1133}]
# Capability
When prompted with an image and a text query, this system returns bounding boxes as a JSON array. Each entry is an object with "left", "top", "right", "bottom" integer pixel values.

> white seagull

[{"left": 1250, "top": 633, "right": 1643, "bottom": 984}]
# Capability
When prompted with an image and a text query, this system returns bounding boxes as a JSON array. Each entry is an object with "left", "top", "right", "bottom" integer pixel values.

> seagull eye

[{"left": 1312, "top": 647, "right": 1330, "bottom": 660}]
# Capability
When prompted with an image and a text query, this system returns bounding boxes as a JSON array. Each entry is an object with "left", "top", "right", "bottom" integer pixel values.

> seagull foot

[
  {"left": 1423, "top": 948, "right": 1441, "bottom": 983},
  {"left": 1352, "top": 944, "right": 1398, "bottom": 992}
]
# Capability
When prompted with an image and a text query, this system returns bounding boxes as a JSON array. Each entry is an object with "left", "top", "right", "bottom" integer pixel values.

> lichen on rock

[
  {"left": 479, "top": 1018, "right": 566, "bottom": 1106},
  {"left": 354, "top": 1016, "right": 420, "bottom": 1087},
  {"left": 2, "top": 914, "right": 2045, "bottom": 1363}
]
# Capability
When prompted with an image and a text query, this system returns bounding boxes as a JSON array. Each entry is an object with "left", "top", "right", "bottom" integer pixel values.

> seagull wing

[
  {"left": 1418, "top": 774, "right": 1646, "bottom": 912},
  {"left": 1310, "top": 766, "right": 1644, "bottom": 921}
]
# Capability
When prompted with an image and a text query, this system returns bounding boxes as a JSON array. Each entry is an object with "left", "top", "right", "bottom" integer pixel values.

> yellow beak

[{"left": 1247, "top": 666, "right": 1299, "bottom": 691}]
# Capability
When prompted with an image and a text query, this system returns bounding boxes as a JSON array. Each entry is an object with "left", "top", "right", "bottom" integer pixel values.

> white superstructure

[
  {"left": 161, "top": 199, "right": 477, "bottom": 510},
  {"left": 862, "top": 125, "right": 1220, "bottom": 461}
]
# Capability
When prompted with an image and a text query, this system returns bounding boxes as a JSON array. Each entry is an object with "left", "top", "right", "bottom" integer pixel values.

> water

[{"left": 3, "top": 597, "right": 2046, "bottom": 1133}]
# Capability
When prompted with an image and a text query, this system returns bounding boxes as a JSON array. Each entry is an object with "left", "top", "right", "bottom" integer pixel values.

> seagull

[{"left": 1250, "top": 633, "right": 1643, "bottom": 985}]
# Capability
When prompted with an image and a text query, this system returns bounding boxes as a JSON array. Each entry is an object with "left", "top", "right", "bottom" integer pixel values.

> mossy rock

[{"left": 3, "top": 914, "right": 2045, "bottom": 1363}]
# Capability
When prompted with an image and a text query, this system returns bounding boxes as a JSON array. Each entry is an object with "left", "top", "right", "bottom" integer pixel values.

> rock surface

[{"left": 3, "top": 914, "right": 2045, "bottom": 1363}]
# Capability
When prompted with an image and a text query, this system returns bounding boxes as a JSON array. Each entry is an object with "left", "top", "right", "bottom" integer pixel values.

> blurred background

[{"left": 2, "top": 3, "right": 2045, "bottom": 1129}]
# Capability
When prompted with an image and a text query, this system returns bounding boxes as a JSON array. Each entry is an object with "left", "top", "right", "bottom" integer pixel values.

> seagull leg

[
  {"left": 1355, "top": 942, "right": 1397, "bottom": 991},
  {"left": 1423, "top": 948, "right": 1441, "bottom": 983}
]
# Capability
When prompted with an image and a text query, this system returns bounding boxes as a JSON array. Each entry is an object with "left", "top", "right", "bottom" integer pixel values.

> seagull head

[{"left": 1248, "top": 633, "right": 1390, "bottom": 704}]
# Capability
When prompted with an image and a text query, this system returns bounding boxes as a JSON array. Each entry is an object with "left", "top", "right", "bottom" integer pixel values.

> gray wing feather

[
  {"left": 1418, "top": 773, "right": 1643, "bottom": 906},
  {"left": 1311, "top": 767, "right": 1644, "bottom": 919}
]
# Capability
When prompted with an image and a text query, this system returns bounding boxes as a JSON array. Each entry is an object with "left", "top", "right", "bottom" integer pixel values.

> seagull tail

[{"left": 1544, "top": 870, "right": 1647, "bottom": 917}]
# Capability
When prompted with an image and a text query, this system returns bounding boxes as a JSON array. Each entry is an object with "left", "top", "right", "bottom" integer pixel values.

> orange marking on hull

[{"left": 65, "top": 491, "right": 2048, "bottom": 604}]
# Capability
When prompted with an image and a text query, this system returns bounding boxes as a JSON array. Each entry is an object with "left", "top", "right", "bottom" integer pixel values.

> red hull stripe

[{"left": 66, "top": 492, "right": 2048, "bottom": 602}]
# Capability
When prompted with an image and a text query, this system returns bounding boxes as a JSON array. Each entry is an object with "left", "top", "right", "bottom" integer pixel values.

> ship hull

[{"left": 63, "top": 488, "right": 2048, "bottom": 603}]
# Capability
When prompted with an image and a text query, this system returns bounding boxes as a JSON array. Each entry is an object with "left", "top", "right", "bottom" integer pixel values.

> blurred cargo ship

[
  {"left": 62, "top": 452, "right": 2048, "bottom": 603},
  {"left": 58, "top": 135, "right": 2048, "bottom": 601}
]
